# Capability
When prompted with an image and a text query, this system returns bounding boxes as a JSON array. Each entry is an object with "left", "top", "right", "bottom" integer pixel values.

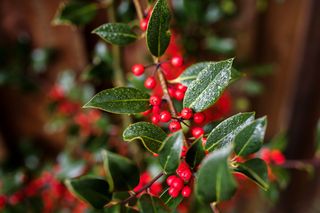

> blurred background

[{"left": 0, "top": 0, "right": 319, "bottom": 212}]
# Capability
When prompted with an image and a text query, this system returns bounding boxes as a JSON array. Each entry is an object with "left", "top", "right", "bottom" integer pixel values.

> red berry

[
  {"left": 159, "top": 111, "right": 171, "bottom": 122},
  {"left": 260, "top": 148, "right": 271, "bottom": 164},
  {"left": 176, "top": 83, "right": 187, "bottom": 92},
  {"left": 171, "top": 56, "right": 183, "bottom": 67},
  {"left": 174, "top": 90, "right": 185, "bottom": 101},
  {"left": 181, "top": 108, "right": 193, "bottom": 120},
  {"left": 169, "top": 120, "right": 181, "bottom": 132},
  {"left": 144, "top": 76, "right": 156, "bottom": 89},
  {"left": 171, "top": 177, "right": 183, "bottom": 190},
  {"left": 176, "top": 161, "right": 189, "bottom": 176},
  {"left": 192, "top": 127, "right": 204, "bottom": 138},
  {"left": 168, "top": 187, "right": 180, "bottom": 198},
  {"left": 168, "top": 87, "right": 176, "bottom": 97},
  {"left": 193, "top": 112, "right": 205, "bottom": 124},
  {"left": 271, "top": 150, "right": 285, "bottom": 165},
  {"left": 152, "top": 105, "right": 160, "bottom": 113},
  {"left": 181, "top": 186, "right": 191, "bottom": 198},
  {"left": 153, "top": 153, "right": 159, "bottom": 157},
  {"left": 140, "top": 18, "right": 148, "bottom": 31},
  {"left": 151, "top": 114, "right": 160, "bottom": 124},
  {"left": 166, "top": 175, "right": 177, "bottom": 186},
  {"left": 180, "top": 170, "right": 192, "bottom": 182},
  {"left": 131, "top": 64, "right": 145, "bottom": 76},
  {"left": 149, "top": 95, "right": 161, "bottom": 106}
]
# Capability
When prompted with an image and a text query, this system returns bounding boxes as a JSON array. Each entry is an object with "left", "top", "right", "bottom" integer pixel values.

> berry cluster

[
  {"left": 260, "top": 148, "right": 286, "bottom": 165},
  {"left": 0, "top": 170, "right": 86, "bottom": 213},
  {"left": 133, "top": 172, "right": 162, "bottom": 196},
  {"left": 166, "top": 161, "right": 192, "bottom": 198}
]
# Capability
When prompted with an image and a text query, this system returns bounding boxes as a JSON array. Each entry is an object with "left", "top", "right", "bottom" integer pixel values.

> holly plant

[{"left": 64, "top": 0, "right": 269, "bottom": 211}]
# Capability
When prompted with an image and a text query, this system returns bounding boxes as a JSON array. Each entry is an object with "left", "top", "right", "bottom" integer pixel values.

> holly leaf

[
  {"left": 139, "top": 194, "right": 170, "bottom": 213},
  {"left": 83, "top": 87, "right": 151, "bottom": 114},
  {"left": 195, "top": 145, "right": 237, "bottom": 203},
  {"left": 234, "top": 158, "right": 269, "bottom": 190},
  {"left": 159, "top": 130, "right": 184, "bottom": 174},
  {"left": 160, "top": 188, "right": 184, "bottom": 210},
  {"left": 185, "top": 138, "right": 206, "bottom": 169},
  {"left": 234, "top": 117, "right": 267, "bottom": 156},
  {"left": 65, "top": 177, "right": 112, "bottom": 209},
  {"left": 92, "top": 23, "right": 138, "bottom": 45},
  {"left": 183, "top": 58, "right": 234, "bottom": 112},
  {"left": 102, "top": 150, "right": 140, "bottom": 192},
  {"left": 171, "top": 62, "right": 241, "bottom": 87},
  {"left": 53, "top": 1, "right": 97, "bottom": 26},
  {"left": 205, "top": 112, "right": 255, "bottom": 152},
  {"left": 146, "top": 0, "right": 171, "bottom": 57},
  {"left": 123, "top": 122, "right": 167, "bottom": 154}
]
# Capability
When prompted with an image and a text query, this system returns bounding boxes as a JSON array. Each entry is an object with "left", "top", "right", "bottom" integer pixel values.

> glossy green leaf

[
  {"left": 159, "top": 131, "right": 183, "bottom": 174},
  {"left": 185, "top": 138, "right": 206, "bottom": 169},
  {"left": 139, "top": 194, "right": 170, "bottom": 213},
  {"left": 160, "top": 188, "right": 184, "bottom": 210},
  {"left": 65, "top": 177, "right": 112, "bottom": 209},
  {"left": 205, "top": 112, "right": 255, "bottom": 152},
  {"left": 234, "top": 117, "right": 267, "bottom": 156},
  {"left": 171, "top": 61, "right": 240, "bottom": 88},
  {"left": 102, "top": 150, "right": 140, "bottom": 192},
  {"left": 83, "top": 87, "right": 150, "bottom": 114},
  {"left": 92, "top": 23, "right": 138, "bottom": 45},
  {"left": 146, "top": 0, "right": 171, "bottom": 57},
  {"left": 53, "top": 1, "right": 97, "bottom": 26},
  {"left": 195, "top": 145, "right": 237, "bottom": 203},
  {"left": 171, "top": 62, "right": 210, "bottom": 87},
  {"left": 234, "top": 158, "right": 269, "bottom": 190},
  {"left": 183, "top": 58, "right": 234, "bottom": 112},
  {"left": 123, "top": 122, "right": 167, "bottom": 154}
]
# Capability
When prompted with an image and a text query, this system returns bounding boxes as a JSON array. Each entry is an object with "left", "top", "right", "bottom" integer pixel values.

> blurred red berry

[
  {"left": 181, "top": 145, "right": 188, "bottom": 157},
  {"left": 174, "top": 90, "right": 185, "bottom": 101},
  {"left": 191, "top": 127, "right": 204, "bottom": 138},
  {"left": 193, "top": 112, "right": 205, "bottom": 124},
  {"left": 168, "top": 187, "right": 180, "bottom": 198},
  {"left": 145, "top": 76, "right": 156, "bottom": 89},
  {"left": 140, "top": 18, "right": 148, "bottom": 31},
  {"left": 171, "top": 56, "right": 183, "bottom": 67},
  {"left": 181, "top": 108, "right": 193, "bottom": 120},
  {"left": 271, "top": 150, "right": 286, "bottom": 165},
  {"left": 176, "top": 83, "right": 187, "bottom": 92},
  {"left": 171, "top": 178, "right": 183, "bottom": 190},
  {"left": 149, "top": 95, "right": 161, "bottom": 106},
  {"left": 151, "top": 114, "right": 160, "bottom": 124},
  {"left": 131, "top": 64, "right": 145, "bottom": 76},
  {"left": 166, "top": 175, "right": 177, "bottom": 186},
  {"left": 201, "top": 137, "right": 207, "bottom": 146},
  {"left": 181, "top": 186, "right": 191, "bottom": 198},
  {"left": 169, "top": 120, "right": 181, "bottom": 132},
  {"left": 159, "top": 111, "right": 171, "bottom": 122}
]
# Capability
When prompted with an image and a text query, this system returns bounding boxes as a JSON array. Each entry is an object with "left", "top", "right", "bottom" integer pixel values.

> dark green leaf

[
  {"left": 65, "top": 177, "right": 112, "bottom": 209},
  {"left": 205, "top": 112, "right": 255, "bottom": 152},
  {"left": 185, "top": 138, "right": 206, "bottom": 169},
  {"left": 123, "top": 122, "right": 167, "bottom": 154},
  {"left": 160, "top": 188, "right": 184, "bottom": 210},
  {"left": 171, "top": 62, "right": 241, "bottom": 88},
  {"left": 146, "top": 0, "right": 171, "bottom": 57},
  {"left": 83, "top": 87, "right": 150, "bottom": 114},
  {"left": 171, "top": 62, "right": 210, "bottom": 87},
  {"left": 234, "top": 158, "right": 269, "bottom": 190},
  {"left": 234, "top": 117, "right": 267, "bottom": 156},
  {"left": 102, "top": 150, "right": 140, "bottom": 192},
  {"left": 159, "top": 131, "right": 183, "bottom": 174},
  {"left": 53, "top": 1, "right": 97, "bottom": 26},
  {"left": 139, "top": 194, "right": 170, "bottom": 213},
  {"left": 183, "top": 58, "right": 234, "bottom": 112},
  {"left": 195, "top": 145, "right": 237, "bottom": 203},
  {"left": 93, "top": 23, "right": 138, "bottom": 45}
]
